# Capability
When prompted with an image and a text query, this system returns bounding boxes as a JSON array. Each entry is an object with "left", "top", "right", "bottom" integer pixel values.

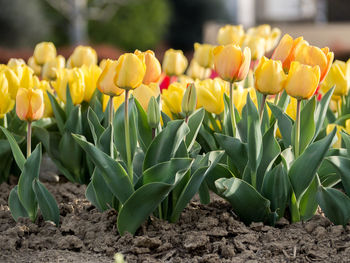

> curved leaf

[
  {"left": 134, "top": 98, "right": 152, "bottom": 152},
  {"left": 0, "top": 126, "right": 25, "bottom": 171},
  {"left": 185, "top": 108, "right": 205, "bottom": 151},
  {"left": 299, "top": 175, "right": 320, "bottom": 221},
  {"left": 8, "top": 186, "right": 28, "bottom": 221},
  {"left": 47, "top": 92, "right": 66, "bottom": 134},
  {"left": 87, "top": 107, "right": 105, "bottom": 145},
  {"left": 325, "top": 156, "right": 350, "bottom": 196}
]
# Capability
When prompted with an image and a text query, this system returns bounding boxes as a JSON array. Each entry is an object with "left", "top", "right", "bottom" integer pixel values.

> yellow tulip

[
  {"left": 0, "top": 73, "right": 14, "bottom": 118},
  {"left": 254, "top": 56, "right": 286, "bottom": 95},
  {"left": 102, "top": 92, "right": 125, "bottom": 112},
  {"left": 27, "top": 56, "right": 42, "bottom": 76},
  {"left": 346, "top": 119, "right": 350, "bottom": 134},
  {"left": 135, "top": 50, "right": 162, "bottom": 85},
  {"left": 321, "top": 59, "right": 350, "bottom": 97},
  {"left": 329, "top": 99, "right": 338, "bottom": 113},
  {"left": 286, "top": 97, "right": 297, "bottom": 120},
  {"left": 217, "top": 25, "right": 244, "bottom": 45},
  {"left": 67, "top": 45, "right": 97, "bottom": 68},
  {"left": 178, "top": 75, "right": 194, "bottom": 85},
  {"left": 16, "top": 88, "right": 44, "bottom": 122},
  {"left": 242, "top": 35, "right": 266, "bottom": 61},
  {"left": 132, "top": 83, "right": 160, "bottom": 111},
  {"left": 294, "top": 42, "right": 334, "bottom": 83},
  {"left": 232, "top": 86, "right": 258, "bottom": 113},
  {"left": 33, "top": 42, "right": 57, "bottom": 65},
  {"left": 42, "top": 55, "right": 66, "bottom": 80},
  {"left": 326, "top": 124, "right": 343, "bottom": 148},
  {"left": 213, "top": 45, "right": 251, "bottom": 83},
  {"left": 161, "top": 82, "right": 186, "bottom": 114},
  {"left": 114, "top": 53, "right": 146, "bottom": 90},
  {"left": 162, "top": 49, "right": 188, "bottom": 76},
  {"left": 2, "top": 67, "right": 20, "bottom": 100},
  {"left": 20, "top": 66, "right": 35, "bottom": 90},
  {"left": 186, "top": 59, "right": 211, "bottom": 80},
  {"left": 7, "top": 58, "right": 26, "bottom": 70},
  {"left": 34, "top": 78, "right": 54, "bottom": 118},
  {"left": 196, "top": 78, "right": 226, "bottom": 115},
  {"left": 81, "top": 64, "right": 102, "bottom": 102},
  {"left": 161, "top": 102, "right": 173, "bottom": 119},
  {"left": 97, "top": 59, "right": 124, "bottom": 97},
  {"left": 246, "top": 24, "right": 281, "bottom": 52},
  {"left": 193, "top": 43, "right": 215, "bottom": 68},
  {"left": 285, "top": 61, "right": 320, "bottom": 100}
]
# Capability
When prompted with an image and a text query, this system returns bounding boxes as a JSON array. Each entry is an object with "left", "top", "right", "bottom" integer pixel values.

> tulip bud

[
  {"left": 42, "top": 55, "right": 66, "bottom": 80},
  {"left": 147, "top": 96, "right": 160, "bottom": 129},
  {"left": 321, "top": 60, "right": 349, "bottom": 97},
  {"left": 135, "top": 50, "right": 162, "bottom": 85},
  {"left": 162, "top": 49, "right": 188, "bottom": 76},
  {"left": 33, "top": 42, "right": 57, "bottom": 65},
  {"left": 98, "top": 59, "right": 124, "bottom": 97},
  {"left": 20, "top": 66, "right": 35, "bottom": 90},
  {"left": 161, "top": 82, "right": 186, "bottom": 114},
  {"left": 217, "top": 25, "right": 244, "bottom": 45},
  {"left": 181, "top": 83, "right": 197, "bottom": 116},
  {"left": 114, "top": 53, "right": 146, "bottom": 90},
  {"left": 67, "top": 45, "right": 97, "bottom": 68},
  {"left": 16, "top": 88, "right": 44, "bottom": 122},
  {"left": 242, "top": 35, "right": 266, "bottom": 61},
  {"left": 81, "top": 64, "right": 102, "bottom": 102},
  {"left": 196, "top": 78, "right": 226, "bottom": 115},
  {"left": 193, "top": 43, "right": 214, "bottom": 69},
  {"left": 27, "top": 56, "right": 42, "bottom": 76}
]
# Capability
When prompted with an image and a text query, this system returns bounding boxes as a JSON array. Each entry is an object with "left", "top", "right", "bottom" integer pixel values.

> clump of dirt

[{"left": 1, "top": 181, "right": 350, "bottom": 263}]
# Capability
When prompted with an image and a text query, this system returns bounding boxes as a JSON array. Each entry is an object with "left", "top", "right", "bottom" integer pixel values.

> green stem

[
  {"left": 259, "top": 94, "right": 267, "bottom": 120},
  {"left": 109, "top": 96, "right": 114, "bottom": 159},
  {"left": 295, "top": 99, "right": 301, "bottom": 158},
  {"left": 229, "top": 82, "right": 236, "bottom": 137},
  {"left": 3, "top": 114, "right": 7, "bottom": 128},
  {"left": 27, "top": 121, "right": 32, "bottom": 158},
  {"left": 158, "top": 204, "right": 163, "bottom": 220},
  {"left": 124, "top": 90, "right": 133, "bottom": 183}
]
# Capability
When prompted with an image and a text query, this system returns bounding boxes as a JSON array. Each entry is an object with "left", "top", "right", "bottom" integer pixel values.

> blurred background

[{"left": 0, "top": 0, "right": 349, "bottom": 62}]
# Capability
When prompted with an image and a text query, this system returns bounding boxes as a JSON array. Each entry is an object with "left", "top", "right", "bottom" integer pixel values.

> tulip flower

[
  {"left": 7, "top": 58, "right": 26, "bottom": 69},
  {"left": 182, "top": 83, "right": 197, "bottom": 118},
  {"left": 2, "top": 67, "right": 20, "bottom": 100},
  {"left": 33, "top": 77, "right": 54, "bottom": 118},
  {"left": 193, "top": 43, "right": 215, "bottom": 69},
  {"left": 27, "top": 56, "right": 42, "bottom": 76},
  {"left": 0, "top": 73, "right": 14, "bottom": 119},
  {"left": 98, "top": 59, "right": 124, "bottom": 97},
  {"left": 20, "top": 66, "right": 35, "bottom": 90},
  {"left": 33, "top": 42, "right": 57, "bottom": 65},
  {"left": 162, "top": 49, "right": 188, "bottom": 76},
  {"left": 133, "top": 83, "right": 160, "bottom": 111},
  {"left": 217, "top": 24, "right": 244, "bottom": 46},
  {"left": 67, "top": 45, "right": 98, "bottom": 68},
  {"left": 162, "top": 82, "right": 186, "bottom": 115},
  {"left": 135, "top": 50, "right": 162, "bottom": 85},
  {"left": 81, "top": 64, "right": 102, "bottom": 102},
  {"left": 246, "top": 24, "right": 281, "bottom": 52},
  {"left": 186, "top": 59, "right": 211, "bottom": 80},
  {"left": 147, "top": 96, "right": 160, "bottom": 130},
  {"left": 271, "top": 34, "right": 306, "bottom": 72},
  {"left": 42, "top": 55, "right": 66, "bottom": 80},
  {"left": 232, "top": 86, "right": 258, "bottom": 114},
  {"left": 321, "top": 59, "right": 350, "bottom": 97},
  {"left": 196, "top": 78, "right": 226, "bottom": 115},
  {"left": 242, "top": 35, "right": 266, "bottom": 61}
]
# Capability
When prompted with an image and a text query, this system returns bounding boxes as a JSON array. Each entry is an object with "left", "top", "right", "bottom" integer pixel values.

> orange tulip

[
  {"left": 135, "top": 50, "right": 161, "bottom": 85},
  {"left": 16, "top": 88, "right": 44, "bottom": 122},
  {"left": 97, "top": 59, "right": 124, "bottom": 97}
]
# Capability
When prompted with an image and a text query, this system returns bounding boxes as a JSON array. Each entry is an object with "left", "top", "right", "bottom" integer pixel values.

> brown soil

[{"left": 1, "top": 180, "right": 350, "bottom": 263}]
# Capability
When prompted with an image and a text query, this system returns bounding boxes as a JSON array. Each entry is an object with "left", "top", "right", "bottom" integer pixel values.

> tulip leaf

[
  {"left": 8, "top": 186, "right": 28, "bottom": 221},
  {"left": 85, "top": 181, "right": 102, "bottom": 211},
  {"left": 73, "top": 134, "right": 134, "bottom": 204},
  {"left": 90, "top": 168, "right": 114, "bottom": 211},
  {"left": 289, "top": 128, "right": 336, "bottom": 201},
  {"left": 341, "top": 131, "right": 350, "bottom": 157},
  {"left": 97, "top": 125, "right": 113, "bottom": 155},
  {"left": 114, "top": 98, "right": 138, "bottom": 165},
  {"left": 185, "top": 108, "right": 205, "bottom": 151},
  {"left": 161, "top": 112, "right": 171, "bottom": 127},
  {"left": 325, "top": 156, "right": 350, "bottom": 196},
  {"left": 32, "top": 178, "right": 60, "bottom": 226},
  {"left": 47, "top": 92, "right": 66, "bottom": 134},
  {"left": 261, "top": 163, "right": 291, "bottom": 219},
  {"left": 281, "top": 147, "right": 294, "bottom": 171},
  {"left": 214, "top": 133, "right": 247, "bottom": 177},
  {"left": 334, "top": 114, "right": 350, "bottom": 126},
  {"left": 197, "top": 125, "right": 217, "bottom": 152},
  {"left": 215, "top": 177, "right": 276, "bottom": 225},
  {"left": 205, "top": 163, "right": 234, "bottom": 195},
  {"left": 87, "top": 107, "right": 105, "bottom": 145},
  {"left": 299, "top": 175, "right": 320, "bottom": 221},
  {"left": 267, "top": 102, "right": 293, "bottom": 148},
  {"left": 317, "top": 186, "right": 350, "bottom": 226},
  {"left": 0, "top": 126, "right": 25, "bottom": 171},
  {"left": 65, "top": 85, "right": 74, "bottom": 116},
  {"left": 318, "top": 159, "right": 341, "bottom": 187},
  {"left": 143, "top": 120, "right": 189, "bottom": 170},
  {"left": 18, "top": 144, "right": 42, "bottom": 222},
  {"left": 134, "top": 98, "right": 152, "bottom": 152},
  {"left": 237, "top": 104, "right": 248, "bottom": 142},
  {"left": 277, "top": 90, "right": 290, "bottom": 110}
]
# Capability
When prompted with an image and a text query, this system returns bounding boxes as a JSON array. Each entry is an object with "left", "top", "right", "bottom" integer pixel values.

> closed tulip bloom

[
  {"left": 162, "top": 49, "right": 188, "bottom": 76},
  {"left": 321, "top": 60, "right": 350, "bottom": 97},
  {"left": 16, "top": 88, "right": 44, "bottom": 122},
  {"left": 162, "top": 82, "right": 186, "bottom": 114},
  {"left": 27, "top": 56, "right": 42, "bottom": 76},
  {"left": 68, "top": 68, "right": 85, "bottom": 105},
  {"left": 285, "top": 61, "right": 320, "bottom": 100},
  {"left": 242, "top": 35, "right": 266, "bottom": 61},
  {"left": 196, "top": 78, "right": 226, "bottom": 115},
  {"left": 33, "top": 42, "right": 57, "bottom": 65},
  {"left": 246, "top": 24, "right": 281, "bottom": 52},
  {"left": 271, "top": 34, "right": 306, "bottom": 72},
  {"left": 193, "top": 43, "right": 215, "bottom": 68},
  {"left": 135, "top": 50, "right": 162, "bottom": 85},
  {"left": 81, "top": 64, "right": 102, "bottom": 102},
  {"left": 232, "top": 86, "right": 258, "bottom": 113},
  {"left": 217, "top": 24, "right": 244, "bottom": 45},
  {"left": 133, "top": 83, "right": 160, "bottom": 111},
  {"left": 42, "top": 55, "right": 66, "bottom": 80},
  {"left": 20, "top": 66, "right": 35, "bottom": 90},
  {"left": 34, "top": 77, "right": 54, "bottom": 118},
  {"left": 97, "top": 59, "right": 124, "bottom": 97},
  {"left": 255, "top": 56, "right": 286, "bottom": 95},
  {"left": 2, "top": 67, "right": 20, "bottom": 99},
  {"left": 294, "top": 42, "right": 334, "bottom": 83},
  {"left": 7, "top": 58, "right": 26, "bottom": 69},
  {"left": 186, "top": 59, "right": 211, "bottom": 80},
  {"left": 67, "top": 45, "right": 97, "bottom": 68},
  {"left": 0, "top": 73, "right": 14, "bottom": 118},
  {"left": 102, "top": 92, "right": 125, "bottom": 112},
  {"left": 114, "top": 53, "right": 146, "bottom": 90},
  {"left": 213, "top": 45, "right": 251, "bottom": 83}
]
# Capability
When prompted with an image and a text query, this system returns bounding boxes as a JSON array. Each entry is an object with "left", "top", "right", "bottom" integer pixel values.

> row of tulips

[{"left": 1, "top": 23, "right": 350, "bottom": 235}]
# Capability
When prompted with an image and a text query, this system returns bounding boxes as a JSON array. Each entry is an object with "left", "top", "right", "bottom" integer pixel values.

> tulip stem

[
  {"left": 229, "top": 82, "right": 236, "bottom": 137},
  {"left": 108, "top": 96, "right": 114, "bottom": 159},
  {"left": 295, "top": 99, "right": 301, "bottom": 158},
  {"left": 259, "top": 94, "right": 267, "bottom": 120},
  {"left": 3, "top": 114, "right": 7, "bottom": 128},
  {"left": 124, "top": 90, "right": 133, "bottom": 183},
  {"left": 27, "top": 122, "right": 32, "bottom": 158}
]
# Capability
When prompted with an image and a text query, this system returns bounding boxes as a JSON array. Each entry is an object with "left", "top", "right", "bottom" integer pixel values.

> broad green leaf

[
  {"left": 65, "top": 85, "right": 74, "bottom": 116},
  {"left": 0, "top": 126, "right": 25, "bottom": 171},
  {"left": 334, "top": 114, "right": 350, "bottom": 126},
  {"left": 47, "top": 92, "right": 66, "bottom": 134},
  {"left": 299, "top": 175, "right": 320, "bottom": 221},
  {"left": 97, "top": 125, "right": 113, "bottom": 155},
  {"left": 91, "top": 168, "right": 114, "bottom": 211},
  {"left": 185, "top": 108, "right": 205, "bottom": 151},
  {"left": 197, "top": 125, "right": 217, "bottom": 152},
  {"left": 297, "top": 97, "right": 316, "bottom": 154},
  {"left": 87, "top": 107, "right": 105, "bottom": 145},
  {"left": 341, "top": 131, "right": 350, "bottom": 157},
  {"left": 317, "top": 186, "right": 350, "bottom": 226},
  {"left": 134, "top": 98, "right": 152, "bottom": 152},
  {"left": 32, "top": 179, "right": 60, "bottom": 226},
  {"left": 325, "top": 156, "right": 350, "bottom": 196},
  {"left": 215, "top": 177, "right": 276, "bottom": 225},
  {"left": 143, "top": 120, "right": 189, "bottom": 170},
  {"left": 289, "top": 128, "right": 336, "bottom": 201},
  {"left": 8, "top": 186, "right": 28, "bottom": 221},
  {"left": 161, "top": 112, "right": 171, "bottom": 127},
  {"left": 73, "top": 134, "right": 134, "bottom": 204},
  {"left": 280, "top": 147, "right": 294, "bottom": 171},
  {"left": 205, "top": 164, "right": 234, "bottom": 195},
  {"left": 86, "top": 182, "right": 103, "bottom": 211},
  {"left": 18, "top": 144, "right": 42, "bottom": 222},
  {"left": 277, "top": 90, "right": 290, "bottom": 110}
]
